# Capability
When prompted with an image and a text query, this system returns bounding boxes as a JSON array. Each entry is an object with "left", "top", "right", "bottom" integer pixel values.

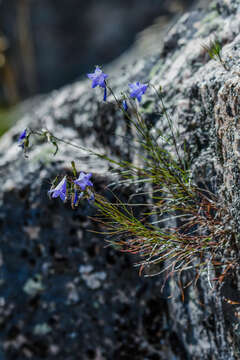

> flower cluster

[
  {"left": 48, "top": 172, "right": 94, "bottom": 205},
  {"left": 87, "top": 66, "right": 148, "bottom": 105},
  {"left": 18, "top": 67, "right": 148, "bottom": 209}
]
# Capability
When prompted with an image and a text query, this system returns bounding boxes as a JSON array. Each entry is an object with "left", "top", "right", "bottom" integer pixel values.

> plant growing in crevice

[
  {"left": 202, "top": 37, "right": 229, "bottom": 71},
  {"left": 18, "top": 65, "right": 236, "bottom": 289}
]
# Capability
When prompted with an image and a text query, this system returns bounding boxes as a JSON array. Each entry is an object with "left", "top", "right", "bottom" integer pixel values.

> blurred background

[{"left": 0, "top": 0, "right": 196, "bottom": 136}]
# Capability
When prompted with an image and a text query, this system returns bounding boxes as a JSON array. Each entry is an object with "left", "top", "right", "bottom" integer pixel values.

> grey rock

[{"left": 1, "top": 0, "right": 240, "bottom": 359}]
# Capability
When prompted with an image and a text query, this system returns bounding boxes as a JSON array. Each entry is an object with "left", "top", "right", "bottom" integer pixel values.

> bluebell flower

[
  {"left": 87, "top": 66, "right": 108, "bottom": 88},
  {"left": 18, "top": 129, "right": 27, "bottom": 148},
  {"left": 48, "top": 176, "right": 67, "bottom": 202},
  {"left": 122, "top": 100, "right": 128, "bottom": 111},
  {"left": 87, "top": 66, "right": 108, "bottom": 101},
  {"left": 73, "top": 190, "right": 84, "bottom": 206},
  {"left": 103, "top": 87, "right": 107, "bottom": 102},
  {"left": 129, "top": 82, "right": 148, "bottom": 102},
  {"left": 74, "top": 172, "right": 93, "bottom": 190},
  {"left": 73, "top": 189, "right": 78, "bottom": 206}
]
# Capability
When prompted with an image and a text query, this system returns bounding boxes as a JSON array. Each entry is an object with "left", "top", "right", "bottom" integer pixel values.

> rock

[{"left": 1, "top": 0, "right": 240, "bottom": 359}]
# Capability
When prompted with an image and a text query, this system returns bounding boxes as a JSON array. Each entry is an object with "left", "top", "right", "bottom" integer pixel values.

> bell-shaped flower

[
  {"left": 87, "top": 66, "right": 108, "bottom": 101},
  {"left": 74, "top": 172, "right": 93, "bottom": 191},
  {"left": 87, "top": 66, "right": 108, "bottom": 89},
  {"left": 122, "top": 100, "right": 128, "bottom": 111},
  {"left": 129, "top": 82, "right": 148, "bottom": 102},
  {"left": 73, "top": 189, "right": 84, "bottom": 206},
  {"left": 73, "top": 189, "right": 78, "bottom": 206},
  {"left": 48, "top": 176, "right": 67, "bottom": 202},
  {"left": 18, "top": 129, "right": 27, "bottom": 148}
]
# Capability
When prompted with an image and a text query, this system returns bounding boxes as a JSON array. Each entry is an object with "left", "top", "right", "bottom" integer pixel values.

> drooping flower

[
  {"left": 122, "top": 100, "right": 128, "bottom": 111},
  {"left": 87, "top": 66, "right": 108, "bottom": 101},
  {"left": 73, "top": 190, "right": 84, "bottom": 206},
  {"left": 48, "top": 176, "right": 67, "bottom": 202},
  {"left": 18, "top": 129, "right": 27, "bottom": 148},
  {"left": 129, "top": 82, "right": 148, "bottom": 102},
  {"left": 103, "top": 87, "right": 107, "bottom": 102},
  {"left": 74, "top": 172, "right": 93, "bottom": 191},
  {"left": 73, "top": 189, "right": 78, "bottom": 206}
]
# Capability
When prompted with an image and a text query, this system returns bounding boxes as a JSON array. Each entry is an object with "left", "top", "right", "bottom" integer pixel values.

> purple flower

[
  {"left": 103, "top": 87, "right": 107, "bottom": 102},
  {"left": 87, "top": 66, "right": 108, "bottom": 89},
  {"left": 74, "top": 172, "right": 93, "bottom": 191},
  {"left": 129, "top": 82, "right": 148, "bottom": 102},
  {"left": 122, "top": 100, "right": 128, "bottom": 111},
  {"left": 18, "top": 129, "right": 27, "bottom": 148},
  {"left": 73, "top": 190, "right": 78, "bottom": 206},
  {"left": 48, "top": 176, "right": 67, "bottom": 202},
  {"left": 73, "top": 190, "right": 84, "bottom": 205},
  {"left": 87, "top": 66, "right": 108, "bottom": 102}
]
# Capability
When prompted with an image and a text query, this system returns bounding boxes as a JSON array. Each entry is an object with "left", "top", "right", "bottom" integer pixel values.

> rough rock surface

[{"left": 1, "top": 0, "right": 240, "bottom": 359}]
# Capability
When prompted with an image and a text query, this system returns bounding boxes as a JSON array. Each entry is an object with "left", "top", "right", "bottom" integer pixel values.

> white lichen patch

[
  {"left": 23, "top": 275, "right": 44, "bottom": 296},
  {"left": 81, "top": 272, "right": 107, "bottom": 290},
  {"left": 23, "top": 226, "right": 40, "bottom": 240},
  {"left": 79, "top": 264, "right": 107, "bottom": 290},
  {"left": 33, "top": 323, "right": 52, "bottom": 336},
  {"left": 79, "top": 264, "right": 94, "bottom": 274}
]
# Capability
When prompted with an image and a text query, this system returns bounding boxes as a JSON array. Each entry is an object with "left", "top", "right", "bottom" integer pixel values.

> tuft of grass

[
  {"left": 92, "top": 91, "right": 233, "bottom": 284},
  {"left": 202, "top": 38, "right": 229, "bottom": 71}
]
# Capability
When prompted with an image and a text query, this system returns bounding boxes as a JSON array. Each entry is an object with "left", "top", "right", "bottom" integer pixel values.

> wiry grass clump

[
  {"left": 202, "top": 37, "right": 229, "bottom": 71},
  {"left": 92, "top": 86, "right": 234, "bottom": 287}
]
